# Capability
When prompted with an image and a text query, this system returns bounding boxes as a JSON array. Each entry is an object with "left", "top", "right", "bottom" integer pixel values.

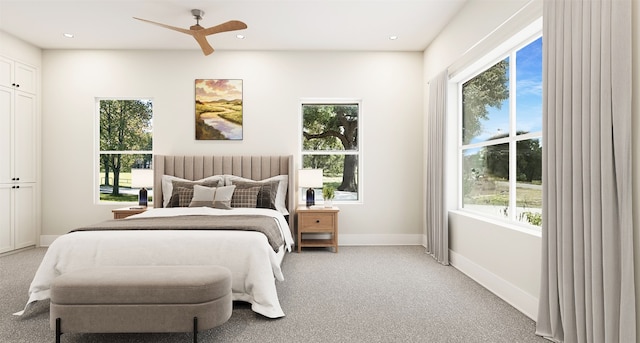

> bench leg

[
  {"left": 56, "top": 317, "right": 61, "bottom": 343},
  {"left": 193, "top": 316, "right": 198, "bottom": 343}
]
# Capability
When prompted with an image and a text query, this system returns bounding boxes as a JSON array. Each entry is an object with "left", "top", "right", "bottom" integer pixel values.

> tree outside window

[
  {"left": 301, "top": 102, "right": 360, "bottom": 201},
  {"left": 460, "top": 36, "right": 542, "bottom": 227},
  {"left": 98, "top": 99, "right": 153, "bottom": 203}
]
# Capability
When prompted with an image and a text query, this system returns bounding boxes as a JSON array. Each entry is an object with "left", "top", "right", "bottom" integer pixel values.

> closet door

[
  {"left": 0, "top": 87, "right": 11, "bottom": 184},
  {"left": 14, "top": 184, "right": 36, "bottom": 249},
  {"left": 0, "top": 57, "right": 13, "bottom": 88},
  {"left": 13, "top": 62, "right": 36, "bottom": 94},
  {"left": 13, "top": 91, "right": 37, "bottom": 183},
  {"left": 0, "top": 185, "right": 13, "bottom": 253},
  {"left": 0, "top": 57, "right": 36, "bottom": 94}
]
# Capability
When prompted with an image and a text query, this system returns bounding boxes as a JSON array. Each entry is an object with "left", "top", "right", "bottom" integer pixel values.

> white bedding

[{"left": 18, "top": 207, "right": 294, "bottom": 318}]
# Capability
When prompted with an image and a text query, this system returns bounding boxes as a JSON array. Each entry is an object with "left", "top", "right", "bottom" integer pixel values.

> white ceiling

[{"left": 0, "top": 0, "right": 467, "bottom": 53}]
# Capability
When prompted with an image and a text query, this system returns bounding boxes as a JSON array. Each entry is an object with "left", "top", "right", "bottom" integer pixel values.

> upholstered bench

[{"left": 50, "top": 265, "right": 232, "bottom": 343}]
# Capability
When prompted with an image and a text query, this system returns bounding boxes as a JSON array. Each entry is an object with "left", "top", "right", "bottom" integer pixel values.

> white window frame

[
  {"left": 299, "top": 98, "right": 363, "bottom": 205},
  {"left": 449, "top": 20, "right": 542, "bottom": 230},
  {"left": 95, "top": 97, "right": 153, "bottom": 204}
]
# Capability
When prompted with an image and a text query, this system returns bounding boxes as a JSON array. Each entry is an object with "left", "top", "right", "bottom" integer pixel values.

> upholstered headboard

[{"left": 153, "top": 155, "right": 294, "bottom": 214}]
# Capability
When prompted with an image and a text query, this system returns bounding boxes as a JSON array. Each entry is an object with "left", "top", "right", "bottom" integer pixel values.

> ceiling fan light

[
  {"left": 389, "top": 35, "right": 398, "bottom": 40},
  {"left": 236, "top": 34, "right": 245, "bottom": 39},
  {"left": 63, "top": 33, "right": 74, "bottom": 38}
]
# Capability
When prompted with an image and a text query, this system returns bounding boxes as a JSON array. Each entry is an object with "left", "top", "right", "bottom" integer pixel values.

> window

[
  {"left": 458, "top": 35, "right": 542, "bottom": 227},
  {"left": 97, "top": 99, "right": 153, "bottom": 203},
  {"left": 300, "top": 101, "right": 360, "bottom": 202}
]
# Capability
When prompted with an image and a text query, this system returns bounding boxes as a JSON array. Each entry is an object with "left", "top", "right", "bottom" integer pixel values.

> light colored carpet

[{"left": 1, "top": 246, "right": 546, "bottom": 342}]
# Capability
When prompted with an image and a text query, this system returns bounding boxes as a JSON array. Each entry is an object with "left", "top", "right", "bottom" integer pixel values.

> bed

[{"left": 18, "top": 155, "right": 295, "bottom": 319}]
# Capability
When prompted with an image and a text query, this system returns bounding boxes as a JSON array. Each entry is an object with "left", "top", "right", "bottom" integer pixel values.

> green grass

[
  {"left": 196, "top": 102, "right": 243, "bottom": 125},
  {"left": 465, "top": 180, "right": 542, "bottom": 208},
  {"left": 100, "top": 193, "right": 137, "bottom": 202},
  {"left": 100, "top": 193, "right": 153, "bottom": 203}
]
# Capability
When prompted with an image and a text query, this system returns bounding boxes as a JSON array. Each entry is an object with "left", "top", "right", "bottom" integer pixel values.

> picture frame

[{"left": 195, "top": 79, "right": 243, "bottom": 140}]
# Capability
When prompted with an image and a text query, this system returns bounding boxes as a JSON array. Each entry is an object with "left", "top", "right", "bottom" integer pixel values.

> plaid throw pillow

[
  {"left": 224, "top": 175, "right": 289, "bottom": 215},
  {"left": 231, "top": 180, "right": 279, "bottom": 210},
  {"left": 174, "top": 187, "right": 195, "bottom": 207},
  {"left": 230, "top": 186, "right": 260, "bottom": 208},
  {"left": 166, "top": 193, "right": 180, "bottom": 208}
]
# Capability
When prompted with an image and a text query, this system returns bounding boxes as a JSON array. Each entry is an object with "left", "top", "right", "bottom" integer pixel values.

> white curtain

[
  {"left": 424, "top": 70, "right": 448, "bottom": 265},
  {"left": 536, "top": 0, "right": 635, "bottom": 342}
]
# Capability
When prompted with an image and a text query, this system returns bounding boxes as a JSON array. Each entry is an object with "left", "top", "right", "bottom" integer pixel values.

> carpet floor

[{"left": 1, "top": 245, "right": 546, "bottom": 342}]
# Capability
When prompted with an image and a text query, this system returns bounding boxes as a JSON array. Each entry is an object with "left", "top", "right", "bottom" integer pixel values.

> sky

[
  {"left": 469, "top": 36, "right": 542, "bottom": 144},
  {"left": 195, "top": 79, "right": 243, "bottom": 102}
]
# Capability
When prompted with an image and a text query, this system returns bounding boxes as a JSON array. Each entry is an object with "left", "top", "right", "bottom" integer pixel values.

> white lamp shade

[
  {"left": 297, "top": 169, "right": 323, "bottom": 188},
  {"left": 131, "top": 169, "right": 154, "bottom": 188}
]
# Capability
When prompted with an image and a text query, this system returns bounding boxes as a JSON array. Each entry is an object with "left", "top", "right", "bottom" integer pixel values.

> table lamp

[
  {"left": 131, "top": 168, "right": 154, "bottom": 207},
  {"left": 298, "top": 169, "right": 323, "bottom": 207}
]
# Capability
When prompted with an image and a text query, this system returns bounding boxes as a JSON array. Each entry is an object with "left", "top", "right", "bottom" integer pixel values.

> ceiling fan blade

[
  {"left": 133, "top": 17, "right": 192, "bottom": 35},
  {"left": 201, "top": 20, "right": 248, "bottom": 36},
  {"left": 192, "top": 33, "right": 215, "bottom": 56},
  {"left": 133, "top": 15, "right": 244, "bottom": 56}
]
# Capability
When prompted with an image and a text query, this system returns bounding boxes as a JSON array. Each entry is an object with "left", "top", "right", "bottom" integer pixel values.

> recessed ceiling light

[
  {"left": 63, "top": 33, "right": 74, "bottom": 38},
  {"left": 389, "top": 35, "right": 398, "bottom": 40},
  {"left": 236, "top": 34, "right": 245, "bottom": 39}
]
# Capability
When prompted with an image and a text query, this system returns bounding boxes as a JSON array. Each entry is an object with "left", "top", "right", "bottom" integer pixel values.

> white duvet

[{"left": 17, "top": 207, "right": 294, "bottom": 318}]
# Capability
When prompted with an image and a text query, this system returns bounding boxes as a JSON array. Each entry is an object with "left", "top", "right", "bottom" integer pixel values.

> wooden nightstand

[
  {"left": 112, "top": 206, "right": 148, "bottom": 219},
  {"left": 296, "top": 206, "right": 339, "bottom": 253}
]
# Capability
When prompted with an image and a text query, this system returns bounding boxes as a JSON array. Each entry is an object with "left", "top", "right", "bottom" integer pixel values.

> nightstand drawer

[
  {"left": 112, "top": 207, "right": 147, "bottom": 219},
  {"left": 300, "top": 213, "right": 335, "bottom": 232}
]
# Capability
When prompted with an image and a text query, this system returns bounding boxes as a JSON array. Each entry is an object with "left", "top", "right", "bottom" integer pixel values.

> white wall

[
  {"left": 0, "top": 31, "right": 41, "bottom": 68},
  {"left": 424, "top": 0, "right": 640, "bottom": 326},
  {"left": 422, "top": 0, "right": 533, "bottom": 82},
  {"left": 40, "top": 50, "right": 425, "bottom": 244}
]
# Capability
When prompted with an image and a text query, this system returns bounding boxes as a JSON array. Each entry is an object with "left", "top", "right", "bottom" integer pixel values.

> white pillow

[
  {"left": 213, "top": 185, "right": 236, "bottom": 209},
  {"left": 224, "top": 174, "right": 289, "bottom": 215},
  {"left": 161, "top": 175, "right": 224, "bottom": 207},
  {"left": 188, "top": 185, "right": 216, "bottom": 207}
]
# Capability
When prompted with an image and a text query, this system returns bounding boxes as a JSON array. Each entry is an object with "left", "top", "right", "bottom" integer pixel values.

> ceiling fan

[{"left": 134, "top": 9, "right": 247, "bottom": 56}]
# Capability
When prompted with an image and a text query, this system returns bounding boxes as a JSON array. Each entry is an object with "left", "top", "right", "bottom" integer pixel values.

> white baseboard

[
  {"left": 339, "top": 234, "right": 423, "bottom": 246},
  {"left": 39, "top": 235, "right": 58, "bottom": 247},
  {"left": 449, "top": 249, "right": 539, "bottom": 321}
]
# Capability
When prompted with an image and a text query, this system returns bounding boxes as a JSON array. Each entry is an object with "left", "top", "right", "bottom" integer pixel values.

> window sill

[{"left": 449, "top": 209, "right": 542, "bottom": 238}]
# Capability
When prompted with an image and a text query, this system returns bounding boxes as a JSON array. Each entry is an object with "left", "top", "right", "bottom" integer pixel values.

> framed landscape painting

[{"left": 195, "top": 79, "right": 243, "bottom": 140}]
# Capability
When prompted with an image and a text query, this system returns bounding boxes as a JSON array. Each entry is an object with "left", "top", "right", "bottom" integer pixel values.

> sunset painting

[{"left": 195, "top": 79, "right": 243, "bottom": 140}]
